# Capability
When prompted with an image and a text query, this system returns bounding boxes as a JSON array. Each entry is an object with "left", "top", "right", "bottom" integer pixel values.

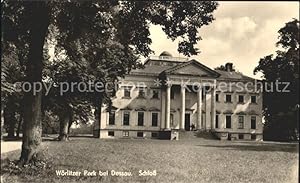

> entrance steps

[{"left": 179, "top": 130, "right": 218, "bottom": 140}]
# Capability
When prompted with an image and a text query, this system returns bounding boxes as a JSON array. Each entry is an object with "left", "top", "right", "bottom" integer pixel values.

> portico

[{"left": 159, "top": 76, "right": 218, "bottom": 132}]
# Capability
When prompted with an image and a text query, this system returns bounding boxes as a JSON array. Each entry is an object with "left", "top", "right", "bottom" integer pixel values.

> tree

[
  {"left": 254, "top": 19, "right": 299, "bottom": 141},
  {"left": 1, "top": 37, "right": 27, "bottom": 139},
  {"left": 2, "top": 1, "right": 218, "bottom": 164}
]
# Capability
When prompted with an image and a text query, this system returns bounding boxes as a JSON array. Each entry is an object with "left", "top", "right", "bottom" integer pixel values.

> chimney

[{"left": 225, "top": 62, "right": 233, "bottom": 72}]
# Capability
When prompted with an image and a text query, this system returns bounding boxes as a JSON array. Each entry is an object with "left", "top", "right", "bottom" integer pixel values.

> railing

[{"left": 148, "top": 55, "right": 188, "bottom": 62}]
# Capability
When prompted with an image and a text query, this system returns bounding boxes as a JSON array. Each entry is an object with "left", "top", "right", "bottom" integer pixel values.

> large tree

[
  {"left": 254, "top": 19, "right": 299, "bottom": 141},
  {"left": 2, "top": 1, "right": 218, "bottom": 164}
]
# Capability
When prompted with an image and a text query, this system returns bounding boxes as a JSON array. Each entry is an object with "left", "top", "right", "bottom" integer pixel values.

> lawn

[{"left": 1, "top": 137, "right": 298, "bottom": 183}]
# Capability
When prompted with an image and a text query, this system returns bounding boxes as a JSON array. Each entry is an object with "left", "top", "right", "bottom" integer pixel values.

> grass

[{"left": 1, "top": 137, "right": 298, "bottom": 183}]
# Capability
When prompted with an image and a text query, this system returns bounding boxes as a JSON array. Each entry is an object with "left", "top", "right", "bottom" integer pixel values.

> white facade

[{"left": 95, "top": 52, "right": 263, "bottom": 141}]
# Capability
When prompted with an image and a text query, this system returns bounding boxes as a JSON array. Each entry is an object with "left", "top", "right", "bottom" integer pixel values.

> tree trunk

[
  {"left": 58, "top": 112, "right": 70, "bottom": 141},
  {"left": 93, "top": 98, "right": 103, "bottom": 138},
  {"left": 19, "top": 2, "right": 50, "bottom": 165}
]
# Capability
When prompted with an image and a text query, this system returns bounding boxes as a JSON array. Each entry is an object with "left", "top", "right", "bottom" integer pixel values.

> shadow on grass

[
  {"left": 197, "top": 143, "right": 299, "bottom": 153},
  {"left": 2, "top": 136, "right": 22, "bottom": 142}
]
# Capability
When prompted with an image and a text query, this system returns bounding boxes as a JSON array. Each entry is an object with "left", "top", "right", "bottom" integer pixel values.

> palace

[{"left": 94, "top": 51, "right": 263, "bottom": 141}]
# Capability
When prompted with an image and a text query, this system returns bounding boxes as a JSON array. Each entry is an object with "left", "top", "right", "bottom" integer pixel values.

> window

[
  {"left": 137, "top": 132, "right": 143, "bottom": 137},
  {"left": 152, "top": 90, "right": 159, "bottom": 99},
  {"left": 108, "top": 111, "right": 115, "bottom": 125},
  {"left": 216, "top": 94, "right": 219, "bottom": 102},
  {"left": 238, "top": 95, "right": 244, "bottom": 103},
  {"left": 138, "top": 88, "right": 146, "bottom": 98},
  {"left": 152, "top": 112, "right": 158, "bottom": 126},
  {"left": 225, "top": 94, "right": 232, "bottom": 103},
  {"left": 138, "top": 112, "right": 144, "bottom": 126},
  {"left": 226, "top": 115, "right": 231, "bottom": 128},
  {"left": 238, "top": 116, "right": 244, "bottom": 129},
  {"left": 251, "top": 96, "right": 256, "bottom": 103},
  {"left": 151, "top": 132, "right": 158, "bottom": 138},
  {"left": 123, "top": 111, "right": 130, "bottom": 126},
  {"left": 238, "top": 134, "right": 244, "bottom": 139},
  {"left": 251, "top": 134, "right": 256, "bottom": 140},
  {"left": 123, "top": 131, "right": 129, "bottom": 137},
  {"left": 251, "top": 116, "right": 256, "bottom": 129},
  {"left": 124, "top": 88, "right": 131, "bottom": 98},
  {"left": 215, "top": 114, "right": 219, "bottom": 128},
  {"left": 108, "top": 131, "right": 114, "bottom": 136}
]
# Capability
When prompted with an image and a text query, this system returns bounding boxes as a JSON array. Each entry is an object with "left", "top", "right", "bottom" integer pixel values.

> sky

[{"left": 148, "top": 1, "right": 299, "bottom": 79}]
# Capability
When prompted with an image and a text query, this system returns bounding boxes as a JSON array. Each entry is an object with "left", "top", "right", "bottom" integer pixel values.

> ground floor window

[
  {"left": 215, "top": 114, "right": 219, "bottom": 128},
  {"left": 251, "top": 134, "right": 256, "bottom": 140},
  {"left": 226, "top": 115, "right": 231, "bottom": 128},
  {"left": 137, "top": 112, "right": 144, "bottom": 126},
  {"left": 108, "top": 111, "right": 115, "bottom": 125},
  {"left": 152, "top": 112, "right": 158, "bottom": 126},
  {"left": 123, "top": 111, "right": 130, "bottom": 126},
  {"left": 108, "top": 131, "right": 114, "bottom": 137},
  {"left": 123, "top": 131, "right": 129, "bottom": 137},
  {"left": 238, "top": 116, "right": 244, "bottom": 129},
  {"left": 137, "top": 132, "right": 144, "bottom": 137},
  {"left": 251, "top": 116, "right": 256, "bottom": 129},
  {"left": 238, "top": 134, "right": 244, "bottom": 139},
  {"left": 151, "top": 132, "right": 158, "bottom": 138}
]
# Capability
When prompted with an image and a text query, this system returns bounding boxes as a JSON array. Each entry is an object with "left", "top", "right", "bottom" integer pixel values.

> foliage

[
  {"left": 254, "top": 19, "right": 299, "bottom": 141},
  {"left": 1, "top": 0, "right": 219, "bottom": 162}
]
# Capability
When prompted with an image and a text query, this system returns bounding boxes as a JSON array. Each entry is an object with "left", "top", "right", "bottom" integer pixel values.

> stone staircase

[{"left": 179, "top": 130, "right": 218, "bottom": 140}]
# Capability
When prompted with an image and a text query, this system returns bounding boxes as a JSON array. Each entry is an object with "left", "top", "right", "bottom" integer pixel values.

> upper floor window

[
  {"left": 238, "top": 95, "right": 244, "bottom": 103},
  {"left": 238, "top": 116, "right": 244, "bottom": 129},
  {"left": 137, "top": 112, "right": 144, "bottom": 126},
  {"left": 226, "top": 115, "right": 231, "bottom": 128},
  {"left": 108, "top": 111, "right": 115, "bottom": 125},
  {"left": 152, "top": 112, "right": 158, "bottom": 127},
  {"left": 123, "top": 111, "right": 130, "bottom": 126},
  {"left": 216, "top": 94, "right": 219, "bottom": 102},
  {"left": 124, "top": 88, "right": 131, "bottom": 98},
  {"left": 152, "top": 90, "right": 159, "bottom": 99},
  {"left": 138, "top": 88, "right": 146, "bottom": 98},
  {"left": 225, "top": 94, "right": 232, "bottom": 103},
  {"left": 251, "top": 96, "right": 257, "bottom": 103},
  {"left": 251, "top": 116, "right": 256, "bottom": 129}
]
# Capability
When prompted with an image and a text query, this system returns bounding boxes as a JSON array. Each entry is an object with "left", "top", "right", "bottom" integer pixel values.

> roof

[
  {"left": 216, "top": 70, "right": 255, "bottom": 81},
  {"left": 162, "top": 59, "right": 220, "bottom": 77},
  {"left": 130, "top": 64, "right": 177, "bottom": 76},
  {"left": 130, "top": 57, "right": 256, "bottom": 81}
]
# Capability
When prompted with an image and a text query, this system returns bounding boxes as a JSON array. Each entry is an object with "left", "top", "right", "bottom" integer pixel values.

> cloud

[
  {"left": 213, "top": 17, "right": 257, "bottom": 39},
  {"left": 148, "top": 2, "right": 299, "bottom": 79}
]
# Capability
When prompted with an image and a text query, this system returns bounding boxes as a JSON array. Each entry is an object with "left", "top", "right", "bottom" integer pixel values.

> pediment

[{"left": 162, "top": 60, "right": 220, "bottom": 77}]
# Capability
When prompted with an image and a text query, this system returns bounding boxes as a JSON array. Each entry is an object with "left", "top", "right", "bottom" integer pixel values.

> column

[
  {"left": 165, "top": 85, "right": 171, "bottom": 130},
  {"left": 211, "top": 81, "right": 216, "bottom": 129},
  {"left": 180, "top": 85, "right": 186, "bottom": 130},
  {"left": 160, "top": 89, "right": 166, "bottom": 129},
  {"left": 197, "top": 86, "right": 202, "bottom": 130}
]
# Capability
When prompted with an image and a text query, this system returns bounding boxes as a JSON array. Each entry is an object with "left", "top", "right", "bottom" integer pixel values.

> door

[{"left": 185, "top": 113, "right": 190, "bottom": 131}]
